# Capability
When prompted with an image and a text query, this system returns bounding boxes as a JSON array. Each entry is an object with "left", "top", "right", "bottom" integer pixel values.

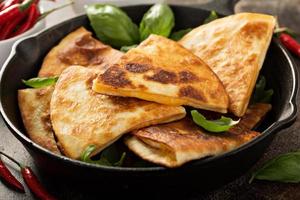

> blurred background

[{"left": 42, "top": 0, "right": 300, "bottom": 33}]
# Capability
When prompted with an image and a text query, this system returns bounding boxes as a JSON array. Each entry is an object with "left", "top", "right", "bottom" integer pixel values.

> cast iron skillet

[{"left": 0, "top": 5, "right": 298, "bottom": 189}]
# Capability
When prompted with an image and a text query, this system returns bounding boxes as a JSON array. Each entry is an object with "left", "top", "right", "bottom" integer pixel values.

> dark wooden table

[{"left": 1, "top": 2, "right": 300, "bottom": 200}]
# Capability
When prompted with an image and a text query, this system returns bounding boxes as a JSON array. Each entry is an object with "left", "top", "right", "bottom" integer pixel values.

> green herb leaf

[
  {"left": 22, "top": 77, "right": 58, "bottom": 88},
  {"left": 191, "top": 110, "right": 240, "bottom": 133},
  {"left": 170, "top": 28, "right": 192, "bottom": 41},
  {"left": 139, "top": 3, "right": 175, "bottom": 41},
  {"left": 251, "top": 76, "right": 273, "bottom": 104},
  {"left": 85, "top": 4, "right": 139, "bottom": 48},
  {"left": 120, "top": 44, "right": 138, "bottom": 52},
  {"left": 250, "top": 151, "right": 300, "bottom": 183},
  {"left": 80, "top": 145, "right": 126, "bottom": 167},
  {"left": 203, "top": 10, "right": 218, "bottom": 24}
]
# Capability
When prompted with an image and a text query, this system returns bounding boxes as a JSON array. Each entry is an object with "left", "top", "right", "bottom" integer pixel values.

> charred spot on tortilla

[
  {"left": 100, "top": 65, "right": 133, "bottom": 88},
  {"left": 179, "top": 86, "right": 207, "bottom": 102},
  {"left": 145, "top": 69, "right": 177, "bottom": 84},
  {"left": 179, "top": 71, "right": 200, "bottom": 83},
  {"left": 125, "top": 63, "right": 151, "bottom": 73}
]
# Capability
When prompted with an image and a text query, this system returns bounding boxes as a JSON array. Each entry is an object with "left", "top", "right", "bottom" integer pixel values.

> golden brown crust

[
  {"left": 93, "top": 34, "right": 229, "bottom": 113},
  {"left": 179, "top": 13, "right": 276, "bottom": 116},
  {"left": 125, "top": 103, "right": 271, "bottom": 167},
  {"left": 50, "top": 65, "right": 186, "bottom": 159},
  {"left": 18, "top": 86, "right": 61, "bottom": 154},
  {"left": 38, "top": 27, "right": 123, "bottom": 77}
]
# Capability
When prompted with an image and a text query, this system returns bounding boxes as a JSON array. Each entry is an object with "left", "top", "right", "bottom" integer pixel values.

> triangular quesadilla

[
  {"left": 38, "top": 27, "right": 123, "bottom": 77},
  {"left": 50, "top": 65, "right": 186, "bottom": 159},
  {"left": 125, "top": 103, "right": 271, "bottom": 167},
  {"left": 93, "top": 34, "right": 229, "bottom": 113},
  {"left": 179, "top": 13, "right": 276, "bottom": 116},
  {"left": 18, "top": 86, "right": 61, "bottom": 154}
]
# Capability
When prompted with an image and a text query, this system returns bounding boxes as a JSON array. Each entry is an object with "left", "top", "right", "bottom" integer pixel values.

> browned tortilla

[
  {"left": 50, "top": 65, "right": 186, "bottom": 159},
  {"left": 125, "top": 103, "right": 271, "bottom": 167},
  {"left": 93, "top": 34, "right": 229, "bottom": 113},
  {"left": 38, "top": 27, "right": 123, "bottom": 77},
  {"left": 18, "top": 86, "right": 61, "bottom": 154},
  {"left": 179, "top": 13, "right": 275, "bottom": 116}
]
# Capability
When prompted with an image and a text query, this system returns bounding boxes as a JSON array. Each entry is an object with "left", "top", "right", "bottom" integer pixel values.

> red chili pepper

[
  {"left": 0, "top": 10, "right": 27, "bottom": 40},
  {"left": 0, "top": 151, "right": 56, "bottom": 200},
  {"left": 1, "top": 0, "right": 19, "bottom": 11},
  {"left": 10, "top": 3, "right": 39, "bottom": 37},
  {"left": 279, "top": 33, "right": 300, "bottom": 58},
  {"left": 22, "top": 167, "right": 57, "bottom": 200},
  {"left": 0, "top": 0, "right": 33, "bottom": 26},
  {"left": 0, "top": 157, "right": 25, "bottom": 193}
]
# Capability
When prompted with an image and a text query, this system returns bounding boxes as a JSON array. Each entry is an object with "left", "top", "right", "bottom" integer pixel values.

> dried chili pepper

[
  {"left": 0, "top": 0, "right": 33, "bottom": 26},
  {"left": 0, "top": 10, "right": 27, "bottom": 40},
  {"left": 1, "top": 0, "right": 19, "bottom": 11},
  {"left": 11, "top": 3, "right": 39, "bottom": 37},
  {"left": 279, "top": 33, "right": 300, "bottom": 58},
  {"left": 0, "top": 156, "right": 25, "bottom": 193},
  {"left": 0, "top": 151, "right": 56, "bottom": 200},
  {"left": 22, "top": 167, "right": 56, "bottom": 200}
]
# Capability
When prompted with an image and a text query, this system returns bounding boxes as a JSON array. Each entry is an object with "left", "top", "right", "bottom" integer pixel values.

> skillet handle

[{"left": 273, "top": 102, "right": 297, "bottom": 134}]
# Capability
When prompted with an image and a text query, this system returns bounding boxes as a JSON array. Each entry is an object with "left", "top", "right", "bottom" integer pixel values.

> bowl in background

[{"left": 0, "top": 19, "right": 46, "bottom": 68}]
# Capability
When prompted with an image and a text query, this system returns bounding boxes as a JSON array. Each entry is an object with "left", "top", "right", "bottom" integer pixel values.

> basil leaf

[
  {"left": 191, "top": 110, "right": 240, "bottom": 133},
  {"left": 251, "top": 76, "right": 273, "bottom": 104},
  {"left": 203, "top": 10, "right": 218, "bottom": 24},
  {"left": 120, "top": 44, "right": 138, "bottom": 52},
  {"left": 139, "top": 3, "right": 175, "bottom": 41},
  {"left": 250, "top": 151, "right": 300, "bottom": 183},
  {"left": 85, "top": 4, "right": 139, "bottom": 48},
  {"left": 22, "top": 77, "right": 58, "bottom": 88},
  {"left": 80, "top": 145, "right": 126, "bottom": 167},
  {"left": 170, "top": 28, "right": 192, "bottom": 41}
]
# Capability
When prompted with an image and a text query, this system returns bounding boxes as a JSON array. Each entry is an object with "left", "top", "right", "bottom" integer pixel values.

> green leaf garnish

[
  {"left": 120, "top": 44, "right": 138, "bottom": 52},
  {"left": 22, "top": 77, "right": 58, "bottom": 88},
  {"left": 203, "top": 10, "right": 218, "bottom": 24},
  {"left": 191, "top": 110, "right": 240, "bottom": 133},
  {"left": 170, "top": 28, "right": 192, "bottom": 41},
  {"left": 139, "top": 3, "right": 175, "bottom": 41},
  {"left": 250, "top": 151, "right": 300, "bottom": 183},
  {"left": 85, "top": 4, "right": 139, "bottom": 48},
  {"left": 251, "top": 76, "right": 273, "bottom": 104},
  {"left": 80, "top": 145, "right": 126, "bottom": 167}
]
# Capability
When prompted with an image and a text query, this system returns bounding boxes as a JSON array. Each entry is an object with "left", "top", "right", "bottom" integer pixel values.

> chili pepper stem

[
  {"left": 38, "top": 0, "right": 74, "bottom": 21},
  {"left": 0, "top": 151, "right": 23, "bottom": 168}
]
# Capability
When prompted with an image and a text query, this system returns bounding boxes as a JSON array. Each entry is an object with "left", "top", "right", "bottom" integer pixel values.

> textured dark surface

[{"left": 1, "top": 2, "right": 300, "bottom": 200}]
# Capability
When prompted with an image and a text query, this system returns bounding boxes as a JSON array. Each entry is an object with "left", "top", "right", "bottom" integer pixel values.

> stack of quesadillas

[{"left": 18, "top": 13, "right": 275, "bottom": 167}]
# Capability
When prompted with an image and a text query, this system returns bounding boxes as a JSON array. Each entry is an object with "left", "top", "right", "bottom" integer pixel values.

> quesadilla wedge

[
  {"left": 18, "top": 86, "right": 61, "bottom": 154},
  {"left": 179, "top": 13, "right": 276, "bottom": 116},
  {"left": 50, "top": 65, "right": 186, "bottom": 159},
  {"left": 125, "top": 103, "right": 271, "bottom": 168},
  {"left": 38, "top": 27, "right": 123, "bottom": 77},
  {"left": 93, "top": 34, "right": 229, "bottom": 113}
]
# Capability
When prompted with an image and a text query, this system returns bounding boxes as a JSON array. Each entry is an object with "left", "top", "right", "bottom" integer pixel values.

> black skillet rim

[{"left": 0, "top": 6, "right": 298, "bottom": 172}]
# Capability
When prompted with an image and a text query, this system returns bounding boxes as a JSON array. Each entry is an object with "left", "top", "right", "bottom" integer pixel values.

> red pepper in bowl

[
  {"left": 11, "top": 3, "right": 40, "bottom": 37},
  {"left": 0, "top": 0, "right": 19, "bottom": 11},
  {"left": 0, "top": 0, "right": 34, "bottom": 26},
  {"left": 0, "top": 9, "right": 28, "bottom": 39}
]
